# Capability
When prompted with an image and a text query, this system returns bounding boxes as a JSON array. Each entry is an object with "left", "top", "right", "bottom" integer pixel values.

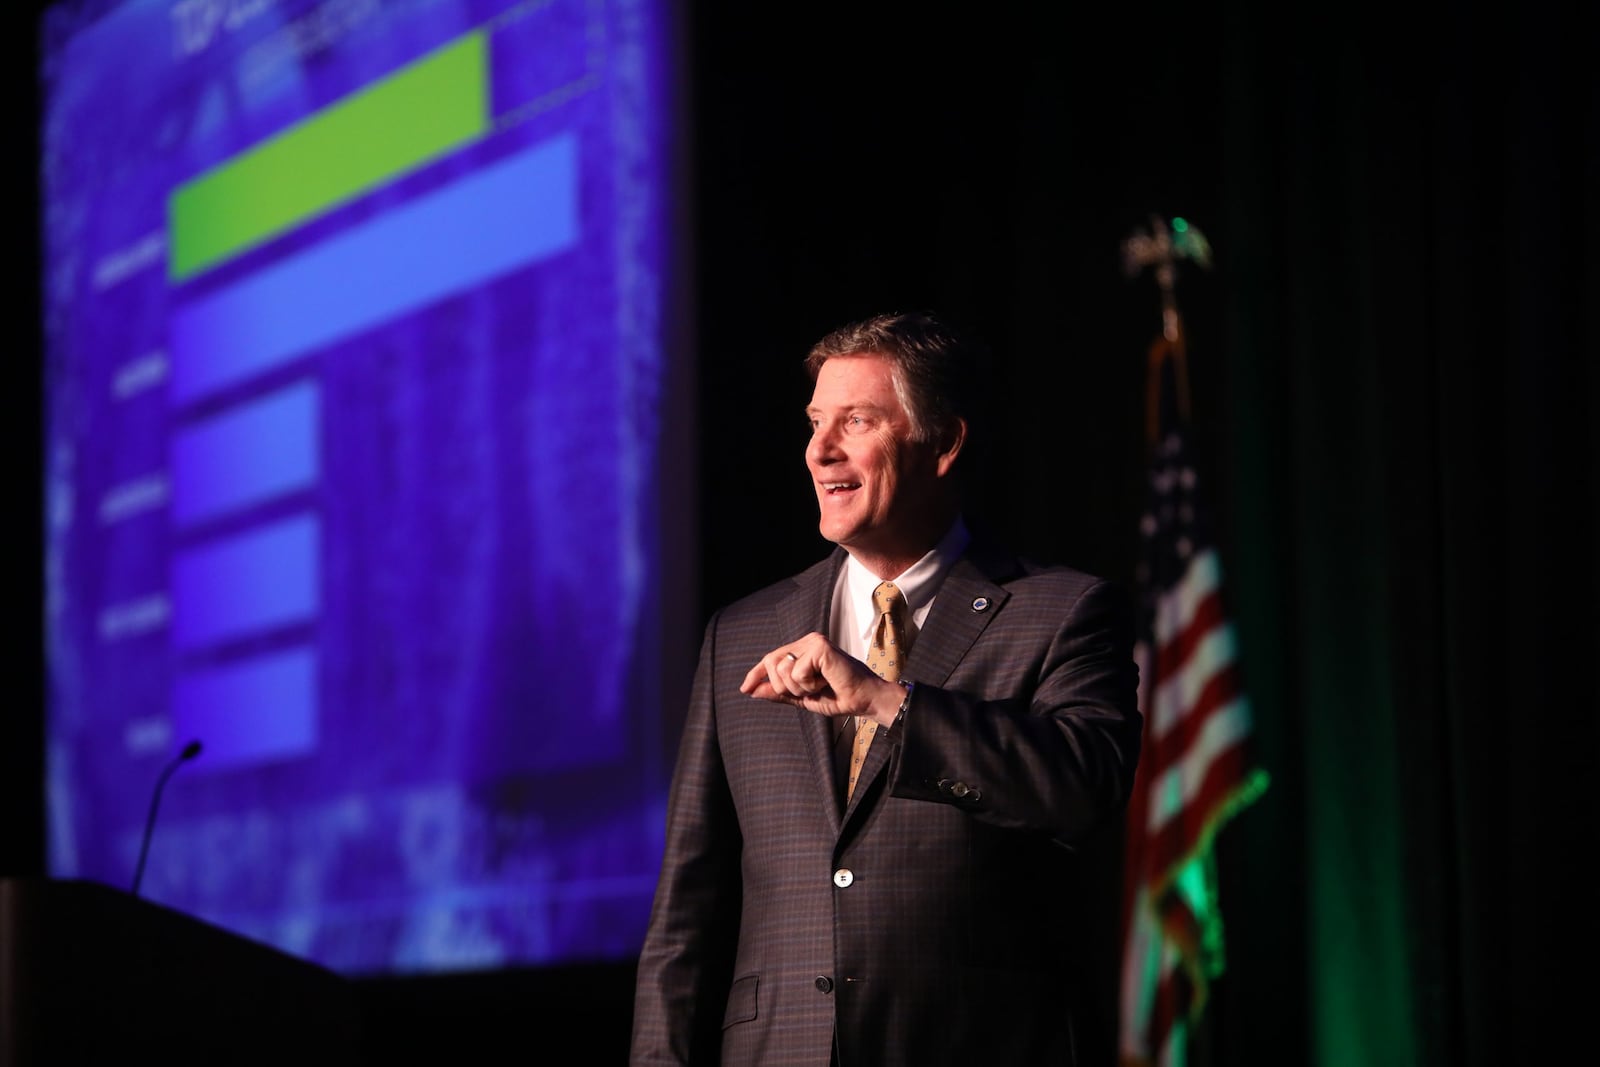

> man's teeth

[{"left": 824, "top": 483, "right": 860, "bottom": 492}]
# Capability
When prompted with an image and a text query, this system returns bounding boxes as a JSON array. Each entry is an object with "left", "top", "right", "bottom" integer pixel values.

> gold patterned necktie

[{"left": 848, "top": 581, "right": 907, "bottom": 801}]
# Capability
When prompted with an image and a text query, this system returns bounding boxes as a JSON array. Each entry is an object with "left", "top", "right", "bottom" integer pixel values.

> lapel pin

[{"left": 971, "top": 597, "right": 990, "bottom": 612}]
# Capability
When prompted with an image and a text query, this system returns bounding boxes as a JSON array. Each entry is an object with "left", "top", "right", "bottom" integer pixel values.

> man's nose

[{"left": 807, "top": 423, "right": 842, "bottom": 465}]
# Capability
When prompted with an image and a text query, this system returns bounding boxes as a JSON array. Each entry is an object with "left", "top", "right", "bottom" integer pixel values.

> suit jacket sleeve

[
  {"left": 887, "top": 574, "right": 1142, "bottom": 845},
  {"left": 629, "top": 612, "right": 742, "bottom": 1065}
]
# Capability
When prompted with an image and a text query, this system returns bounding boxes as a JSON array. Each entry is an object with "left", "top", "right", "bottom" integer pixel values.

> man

[{"left": 631, "top": 312, "right": 1141, "bottom": 1066}]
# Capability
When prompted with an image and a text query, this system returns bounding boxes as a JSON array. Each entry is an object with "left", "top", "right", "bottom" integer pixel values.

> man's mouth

[{"left": 822, "top": 482, "right": 861, "bottom": 495}]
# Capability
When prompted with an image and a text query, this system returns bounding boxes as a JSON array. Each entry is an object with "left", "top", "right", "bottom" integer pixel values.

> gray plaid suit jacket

[{"left": 631, "top": 542, "right": 1142, "bottom": 1066}]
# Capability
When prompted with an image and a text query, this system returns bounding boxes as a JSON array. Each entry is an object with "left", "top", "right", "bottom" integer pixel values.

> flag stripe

[
  {"left": 1149, "top": 624, "right": 1237, "bottom": 739},
  {"left": 1153, "top": 549, "right": 1222, "bottom": 650},
  {"left": 1155, "top": 586, "right": 1226, "bottom": 683},
  {"left": 1144, "top": 695, "right": 1252, "bottom": 836},
  {"left": 1150, "top": 662, "right": 1243, "bottom": 770}
]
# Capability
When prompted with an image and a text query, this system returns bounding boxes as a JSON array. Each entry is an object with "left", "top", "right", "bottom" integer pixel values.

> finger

[
  {"left": 746, "top": 680, "right": 784, "bottom": 703},
  {"left": 785, "top": 653, "right": 805, "bottom": 688},
  {"left": 773, "top": 650, "right": 802, "bottom": 695},
  {"left": 741, "top": 649, "right": 799, "bottom": 698},
  {"left": 739, "top": 660, "right": 784, "bottom": 701},
  {"left": 740, "top": 658, "right": 774, "bottom": 695},
  {"left": 786, "top": 653, "right": 826, "bottom": 696},
  {"left": 784, "top": 650, "right": 828, "bottom": 696}
]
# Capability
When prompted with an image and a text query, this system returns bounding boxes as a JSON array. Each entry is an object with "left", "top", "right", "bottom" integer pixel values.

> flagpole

[{"left": 1118, "top": 215, "right": 1267, "bottom": 1067}]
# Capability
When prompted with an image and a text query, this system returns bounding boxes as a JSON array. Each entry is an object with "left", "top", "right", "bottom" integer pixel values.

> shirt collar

[{"left": 843, "top": 517, "right": 970, "bottom": 639}]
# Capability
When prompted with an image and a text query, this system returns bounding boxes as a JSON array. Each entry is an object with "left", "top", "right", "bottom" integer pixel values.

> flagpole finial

[
  {"left": 1122, "top": 215, "right": 1213, "bottom": 342},
  {"left": 1125, "top": 216, "right": 1213, "bottom": 440}
]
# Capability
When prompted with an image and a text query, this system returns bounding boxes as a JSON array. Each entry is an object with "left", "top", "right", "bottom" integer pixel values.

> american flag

[{"left": 1118, "top": 343, "right": 1269, "bottom": 1067}]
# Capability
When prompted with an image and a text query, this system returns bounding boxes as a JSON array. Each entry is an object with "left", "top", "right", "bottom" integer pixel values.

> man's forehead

[
  {"left": 810, "top": 354, "right": 898, "bottom": 398},
  {"left": 818, "top": 350, "right": 890, "bottom": 371}
]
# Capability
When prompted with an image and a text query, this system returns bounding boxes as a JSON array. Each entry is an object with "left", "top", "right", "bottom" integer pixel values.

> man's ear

[{"left": 934, "top": 417, "right": 967, "bottom": 478}]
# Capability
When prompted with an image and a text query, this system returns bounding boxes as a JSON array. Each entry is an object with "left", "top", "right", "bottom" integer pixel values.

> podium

[{"left": 0, "top": 878, "right": 362, "bottom": 1066}]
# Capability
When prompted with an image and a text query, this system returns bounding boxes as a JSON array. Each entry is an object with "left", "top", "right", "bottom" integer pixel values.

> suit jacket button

[
  {"left": 815, "top": 975, "right": 834, "bottom": 994},
  {"left": 832, "top": 868, "right": 854, "bottom": 888},
  {"left": 950, "top": 781, "right": 971, "bottom": 798}
]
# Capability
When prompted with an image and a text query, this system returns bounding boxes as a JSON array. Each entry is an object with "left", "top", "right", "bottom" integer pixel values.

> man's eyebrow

[{"left": 804, "top": 403, "right": 890, "bottom": 418}]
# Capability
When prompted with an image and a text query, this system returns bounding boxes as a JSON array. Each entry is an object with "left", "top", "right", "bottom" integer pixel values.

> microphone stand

[{"left": 130, "top": 740, "right": 202, "bottom": 898}]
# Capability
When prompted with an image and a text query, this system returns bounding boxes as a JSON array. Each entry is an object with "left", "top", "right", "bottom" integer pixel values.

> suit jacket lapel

[
  {"left": 775, "top": 549, "right": 848, "bottom": 836},
  {"left": 843, "top": 546, "right": 1017, "bottom": 821},
  {"left": 903, "top": 553, "right": 1014, "bottom": 686}
]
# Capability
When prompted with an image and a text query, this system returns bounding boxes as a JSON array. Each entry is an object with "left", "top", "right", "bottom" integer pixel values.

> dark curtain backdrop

[
  {"left": 1215, "top": 4, "right": 1598, "bottom": 1065},
  {"left": 5, "top": 2, "right": 1595, "bottom": 1064}
]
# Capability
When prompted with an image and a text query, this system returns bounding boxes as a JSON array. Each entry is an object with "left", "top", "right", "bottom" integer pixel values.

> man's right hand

[{"left": 740, "top": 632, "right": 905, "bottom": 726}]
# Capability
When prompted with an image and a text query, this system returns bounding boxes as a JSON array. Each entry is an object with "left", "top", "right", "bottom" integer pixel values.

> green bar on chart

[{"left": 169, "top": 32, "right": 489, "bottom": 281}]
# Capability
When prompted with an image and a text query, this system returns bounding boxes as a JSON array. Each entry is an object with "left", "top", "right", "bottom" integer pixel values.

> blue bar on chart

[
  {"left": 170, "top": 514, "right": 320, "bottom": 651},
  {"left": 173, "top": 647, "right": 318, "bottom": 771},
  {"left": 168, "top": 133, "right": 580, "bottom": 405},
  {"left": 170, "top": 381, "right": 320, "bottom": 527}
]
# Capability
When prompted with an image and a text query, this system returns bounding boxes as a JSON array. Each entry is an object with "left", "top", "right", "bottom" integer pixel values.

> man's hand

[{"left": 740, "top": 632, "right": 905, "bottom": 726}]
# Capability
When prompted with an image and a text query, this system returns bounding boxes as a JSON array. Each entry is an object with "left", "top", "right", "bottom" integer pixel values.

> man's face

[{"left": 804, "top": 354, "right": 952, "bottom": 567}]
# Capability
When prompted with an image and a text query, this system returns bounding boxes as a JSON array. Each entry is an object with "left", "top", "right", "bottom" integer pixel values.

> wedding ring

[{"left": 784, "top": 652, "right": 798, "bottom": 662}]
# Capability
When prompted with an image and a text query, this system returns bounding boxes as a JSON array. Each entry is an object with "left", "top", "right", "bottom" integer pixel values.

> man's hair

[{"left": 804, "top": 310, "right": 990, "bottom": 449}]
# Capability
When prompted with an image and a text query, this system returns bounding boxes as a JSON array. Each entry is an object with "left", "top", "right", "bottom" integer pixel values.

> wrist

[{"left": 869, "top": 678, "right": 914, "bottom": 727}]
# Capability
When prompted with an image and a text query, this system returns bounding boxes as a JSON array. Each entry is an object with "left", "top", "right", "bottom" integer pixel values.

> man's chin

[
  {"left": 816, "top": 506, "right": 857, "bottom": 542},
  {"left": 821, "top": 525, "right": 884, "bottom": 558},
  {"left": 818, "top": 522, "right": 855, "bottom": 547}
]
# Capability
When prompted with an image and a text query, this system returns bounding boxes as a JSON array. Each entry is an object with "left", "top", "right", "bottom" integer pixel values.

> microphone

[{"left": 130, "top": 739, "right": 203, "bottom": 898}]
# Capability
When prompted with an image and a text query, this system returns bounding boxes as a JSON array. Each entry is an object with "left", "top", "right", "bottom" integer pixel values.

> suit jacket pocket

[{"left": 721, "top": 973, "right": 759, "bottom": 1029}]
